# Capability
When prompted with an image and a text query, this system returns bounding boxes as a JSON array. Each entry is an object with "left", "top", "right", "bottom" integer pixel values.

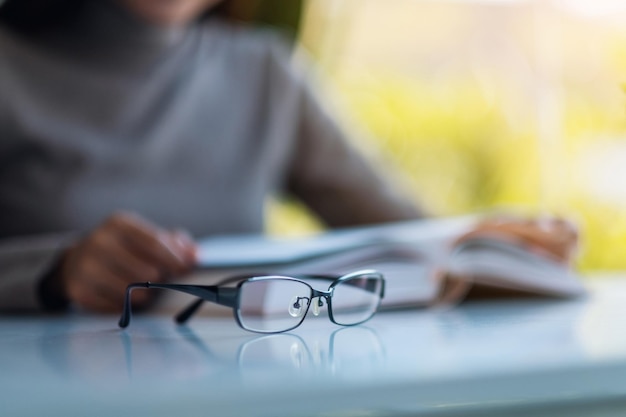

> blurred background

[{"left": 234, "top": 0, "right": 626, "bottom": 272}]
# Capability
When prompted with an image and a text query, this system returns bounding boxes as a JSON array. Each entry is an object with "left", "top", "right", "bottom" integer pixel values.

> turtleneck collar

[
  {"left": 40, "top": 0, "right": 198, "bottom": 65},
  {"left": 76, "top": 0, "right": 191, "bottom": 50}
]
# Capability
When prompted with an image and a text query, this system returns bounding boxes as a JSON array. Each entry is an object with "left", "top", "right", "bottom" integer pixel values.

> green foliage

[
  {"left": 267, "top": 69, "right": 626, "bottom": 271},
  {"left": 266, "top": 2, "right": 626, "bottom": 271},
  {"left": 333, "top": 72, "right": 542, "bottom": 215},
  {"left": 253, "top": 0, "right": 303, "bottom": 40}
]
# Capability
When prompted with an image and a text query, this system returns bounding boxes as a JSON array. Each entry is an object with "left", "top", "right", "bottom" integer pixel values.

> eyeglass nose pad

[
  {"left": 312, "top": 298, "right": 324, "bottom": 316},
  {"left": 288, "top": 296, "right": 308, "bottom": 318}
]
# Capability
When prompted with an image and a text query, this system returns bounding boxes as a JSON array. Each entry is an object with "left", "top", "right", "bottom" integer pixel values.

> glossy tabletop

[{"left": 3, "top": 276, "right": 626, "bottom": 417}]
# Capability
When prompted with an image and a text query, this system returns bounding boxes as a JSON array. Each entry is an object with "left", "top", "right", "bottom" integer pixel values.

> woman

[{"left": 0, "top": 0, "right": 422, "bottom": 313}]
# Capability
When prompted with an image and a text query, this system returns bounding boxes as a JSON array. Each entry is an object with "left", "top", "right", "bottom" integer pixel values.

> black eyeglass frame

[{"left": 118, "top": 270, "right": 385, "bottom": 334}]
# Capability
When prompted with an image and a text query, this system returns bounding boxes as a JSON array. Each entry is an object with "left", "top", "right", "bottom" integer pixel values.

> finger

[
  {"left": 80, "top": 286, "right": 125, "bottom": 313},
  {"left": 506, "top": 223, "right": 572, "bottom": 260},
  {"left": 108, "top": 214, "right": 193, "bottom": 274},
  {"left": 171, "top": 229, "right": 198, "bottom": 263},
  {"left": 67, "top": 258, "right": 149, "bottom": 313},
  {"left": 87, "top": 275, "right": 154, "bottom": 313},
  {"left": 500, "top": 222, "right": 573, "bottom": 254},
  {"left": 80, "top": 288, "right": 153, "bottom": 314},
  {"left": 460, "top": 221, "right": 570, "bottom": 262},
  {"left": 99, "top": 235, "right": 164, "bottom": 283},
  {"left": 66, "top": 277, "right": 124, "bottom": 313},
  {"left": 84, "top": 223, "right": 165, "bottom": 284}
]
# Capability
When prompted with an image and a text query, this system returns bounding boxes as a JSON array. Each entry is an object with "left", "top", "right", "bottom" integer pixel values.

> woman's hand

[
  {"left": 456, "top": 215, "right": 579, "bottom": 264},
  {"left": 56, "top": 212, "right": 197, "bottom": 313}
]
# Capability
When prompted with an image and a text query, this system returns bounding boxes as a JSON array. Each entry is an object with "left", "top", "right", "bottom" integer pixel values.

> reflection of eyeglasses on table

[{"left": 118, "top": 270, "right": 385, "bottom": 334}]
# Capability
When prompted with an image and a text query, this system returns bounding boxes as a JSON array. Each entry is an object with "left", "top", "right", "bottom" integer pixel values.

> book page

[
  {"left": 447, "top": 238, "right": 586, "bottom": 297},
  {"left": 196, "top": 216, "right": 475, "bottom": 269}
]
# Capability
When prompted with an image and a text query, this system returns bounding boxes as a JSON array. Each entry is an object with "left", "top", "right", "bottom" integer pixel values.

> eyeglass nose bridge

[{"left": 310, "top": 289, "right": 332, "bottom": 317}]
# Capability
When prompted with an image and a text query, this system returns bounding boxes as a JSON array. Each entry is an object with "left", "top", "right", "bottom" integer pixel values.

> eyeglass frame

[{"left": 118, "top": 269, "right": 385, "bottom": 334}]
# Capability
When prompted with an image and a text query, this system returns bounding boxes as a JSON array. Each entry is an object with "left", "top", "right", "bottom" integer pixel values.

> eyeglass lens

[
  {"left": 238, "top": 279, "right": 313, "bottom": 333},
  {"left": 237, "top": 274, "right": 383, "bottom": 333},
  {"left": 331, "top": 274, "right": 383, "bottom": 326}
]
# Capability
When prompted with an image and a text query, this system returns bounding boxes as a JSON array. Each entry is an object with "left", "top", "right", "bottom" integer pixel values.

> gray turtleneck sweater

[{"left": 0, "top": 2, "right": 420, "bottom": 311}]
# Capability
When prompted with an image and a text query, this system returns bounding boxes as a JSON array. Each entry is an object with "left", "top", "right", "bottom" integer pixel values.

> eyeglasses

[{"left": 118, "top": 270, "right": 385, "bottom": 334}]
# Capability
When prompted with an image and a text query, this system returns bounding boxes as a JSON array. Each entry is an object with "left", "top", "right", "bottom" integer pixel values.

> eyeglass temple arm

[
  {"left": 174, "top": 273, "right": 265, "bottom": 325},
  {"left": 175, "top": 273, "right": 342, "bottom": 325},
  {"left": 175, "top": 273, "right": 373, "bottom": 325},
  {"left": 118, "top": 282, "right": 238, "bottom": 328},
  {"left": 175, "top": 298, "right": 205, "bottom": 324}
]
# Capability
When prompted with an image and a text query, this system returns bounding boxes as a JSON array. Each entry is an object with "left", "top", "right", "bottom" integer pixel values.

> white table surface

[{"left": 3, "top": 276, "right": 626, "bottom": 417}]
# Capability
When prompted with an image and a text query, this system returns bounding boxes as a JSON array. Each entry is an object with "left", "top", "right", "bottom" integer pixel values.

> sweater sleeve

[
  {"left": 281, "top": 49, "right": 424, "bottom": 227},
  {"left": 0, "top": 234, "right": 73, "bottom": 312},
  {"left": 0, "top": 55, "right": 71, "bottom": 312}
]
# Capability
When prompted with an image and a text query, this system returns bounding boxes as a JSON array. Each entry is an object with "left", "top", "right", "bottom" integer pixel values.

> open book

[{"left": 195, "top": 216, "right": 586, "bottom": 309}]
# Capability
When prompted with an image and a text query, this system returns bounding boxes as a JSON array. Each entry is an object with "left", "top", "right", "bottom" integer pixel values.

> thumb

[{"left": 171, "top": 229, "right": 198, "bottom": 263}]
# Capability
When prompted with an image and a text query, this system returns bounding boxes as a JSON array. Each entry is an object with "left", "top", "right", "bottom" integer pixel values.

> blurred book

[{"left": 195, "top": 216, "right": 586, "bottom": 309}]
